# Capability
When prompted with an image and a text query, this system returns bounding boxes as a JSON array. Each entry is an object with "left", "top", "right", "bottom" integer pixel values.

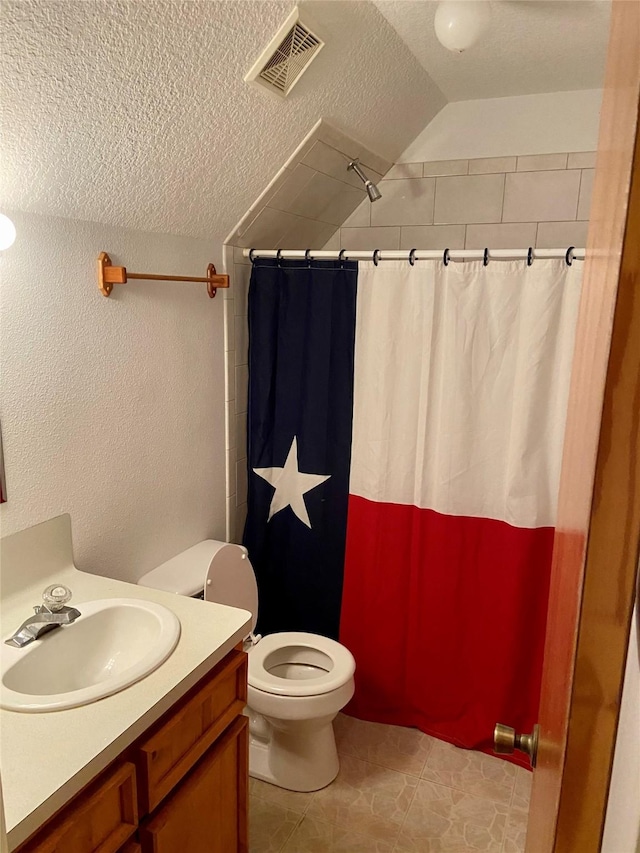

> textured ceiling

[
  {"left": 0, "top": 1, "right": 445, "bottom": 239},
  {"left": 373, "top": 0, "right": 610, "bottom": 101}
]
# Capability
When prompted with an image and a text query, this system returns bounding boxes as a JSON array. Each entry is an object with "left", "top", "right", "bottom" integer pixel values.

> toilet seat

[{"left": 249, "top": 631, "right": 355, "bottom": 698}]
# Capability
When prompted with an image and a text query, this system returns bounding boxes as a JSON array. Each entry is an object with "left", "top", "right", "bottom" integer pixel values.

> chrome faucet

[{"left": 4, "top": 584, "right": 81, "bottom": 648}]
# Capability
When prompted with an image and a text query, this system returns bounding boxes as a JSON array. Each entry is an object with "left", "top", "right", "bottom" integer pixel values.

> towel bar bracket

[{"left": 97, "top": 252, "right": 229, "bottom": 299}]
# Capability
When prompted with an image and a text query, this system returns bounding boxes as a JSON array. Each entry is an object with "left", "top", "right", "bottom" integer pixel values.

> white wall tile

[
  {"left": 516, "top": 153, "right": 568, "bottom": 171},
  {"left": 224, "top": 299, "right": 235, "bottom": 352},
  {"left": 340, "top": 227, "right": 400, "bottom": 250},
  {"left": 225, "top": 353, "right": 235, "bottom": 402},
  {"left": 400, "top": 224, "right": 465, "bottom": 250},
  {"left": 422, "top": 159, "right": 468, "bottom": 177},
  {"left": 568, "top": 152, "right": 597, "bottom": 169},
  {"left": 468, "top": 157, "right": 516, "bottom": 175},
  {"left": 234, "top": 315, "right": 248, "bottom": 366},
  {"left": 285, "top": 172, "right": 360, "bottom": 225},
  {"left": 236, "top": 459, "right": 248, "bottom": 506},
  {"left": 302, "top": 140, "right": 384, "bottom": 190},
  {"left": 233, "top": 246, "right": 250, "bottom": 265},
  {"left": 465, "top": 222, "right": 537, "bottom": 249},
  {"left": 385, "top": 162, "right": 423, "bottom": 179},
  {"left": 503, "top": 170, "right": 581, "bottom": 223},
  {"left": 342, "top": 198, "right": 370, "bottom": 228},
  {"left": 235, "top": 364, "right": 248, "bottom": 414},
  {"left": 236, "top": 412, "right": 247, "bottom": 459},
  {"left": 225, "top": 400, "right": 236, "bottom": 451},
  {"left": 371, "top": 178, "right": 435, "bottom": 226},
  {"left": 235, "top": 503, "right": 248, "bottom": 544},
  {"left": 577, "top": 169, "right": 595, "bottom": 221},
  {"left": 233, "top": 263, "right": 250, "bottom": 316},
  {"left": 278, "top": 217, "right": 337, "bottom": 250},
  {"left": 536, "top": 221, "right": 589, "bottom": 249},
  {"left": 226, "top": 444, "right": 237, "bottom": 498},
  {"left": 323, "top": 230, "right": 341, "bottom": 250},
  {"left": 434, "top": 173, "right": 504, "bottom": 225},
  {"left": 236, "top": 207, "right": 302, "bottom": 248},
  {"left": 320, "top": 187, "right": 367, "bottom": 229},
  {"left": 226, "top": 494, "right": 237, "bottom": 543},
  {"left": 267, "top": 164, "right": 316, "bottom": 213}
]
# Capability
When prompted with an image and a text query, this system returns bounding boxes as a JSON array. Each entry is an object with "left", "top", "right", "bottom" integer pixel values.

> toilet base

[{"left": 248, "top": 713, "right": 340, "bottom": 792}]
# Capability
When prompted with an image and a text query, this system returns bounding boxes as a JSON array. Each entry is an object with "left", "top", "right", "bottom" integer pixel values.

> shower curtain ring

[
  {"left": 373, "top": 249, "right": 381, "bottom": 266},
  {"left": 338, "top": 249, "right": 346, "bottom": 268},
  {"left": 409, "top": 248, "right": 417, "bottom": 266},
  {"left": 443, "top": 248, "right": 450, "bottom": 266},
  {"left": 565, "top": 246, "right": 575, "bottom": 266},
  {"left": 527, "top": 247, "right": 534, "bottom": 266},
  {"left": 249, "top": 248, "right": 256, "bottom": 264},
  {"left": 276, "top": 249, "right": 283, "bottom": 267},
  {"left": 483, "top": 248, "right": 490, "bottom": 266},
  {"left": 305, "top": 249, "right": 312, "bottom": 267}
]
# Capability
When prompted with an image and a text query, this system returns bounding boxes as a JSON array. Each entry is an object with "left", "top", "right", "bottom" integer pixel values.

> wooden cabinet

[
  {"left": 18, "top": 763, "right": 138, "bottom": 853},
  {"left": 139, "top": 717, "right": 248, "bottom": 853},
  {"left": 17, "top": 650, "right": 248, "bottom": 853}
]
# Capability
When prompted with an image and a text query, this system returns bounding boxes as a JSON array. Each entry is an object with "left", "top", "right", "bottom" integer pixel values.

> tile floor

[{"left": 249, "top": 713, "right": 531, "bottom": 853}]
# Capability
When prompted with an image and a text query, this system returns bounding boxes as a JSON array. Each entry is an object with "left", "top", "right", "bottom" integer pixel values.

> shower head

[{"left": 347, "top": 159, "right": 382, "bottom": 203}]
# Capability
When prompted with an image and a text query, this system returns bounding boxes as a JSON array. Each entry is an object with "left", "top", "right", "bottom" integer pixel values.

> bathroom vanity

[
  {"left": 14, "top": 647, "right": 248, "bottom": 853},
  {"left": 0, "top": 516, "right": 252, "bottom": 852}
]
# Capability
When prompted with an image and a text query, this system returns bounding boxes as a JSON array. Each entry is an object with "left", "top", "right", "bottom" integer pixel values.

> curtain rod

[{"left": 243, "top": 247, "right": 586, "bottom": 265}]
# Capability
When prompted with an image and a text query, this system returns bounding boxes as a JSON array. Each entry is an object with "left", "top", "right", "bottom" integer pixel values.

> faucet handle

[{"left": 42, "top": 584, "right": 72, "bottom": 611}]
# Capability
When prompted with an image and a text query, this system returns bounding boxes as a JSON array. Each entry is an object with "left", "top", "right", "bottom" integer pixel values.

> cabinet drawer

[
  {"left": 20, "top": 762, "right": 138, "bottom": 853},
  {"left": 139, "top": 716, "right": 248, "bottom": 853},
  {"left": 136, "top": 650, "right": 247, "bottom": 813}
]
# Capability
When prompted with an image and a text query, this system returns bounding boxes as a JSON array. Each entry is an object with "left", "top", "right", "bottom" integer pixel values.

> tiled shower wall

[{"left": 325, "top": 152, "right": 595, "bottom": 252}]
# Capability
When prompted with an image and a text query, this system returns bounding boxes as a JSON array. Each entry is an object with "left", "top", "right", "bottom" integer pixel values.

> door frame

[{"left": 526, "top": 2, "right": 640, "bottom": 851}]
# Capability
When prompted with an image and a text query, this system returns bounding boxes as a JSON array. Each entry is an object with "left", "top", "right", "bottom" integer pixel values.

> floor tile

[
  {"left": 502, "top": 808, "right": 528, "bottom": 853},
  {"left": 249, "top": 796, "right": 301, "bottom": 853},
  {"left": 421, "top": 741, "right": 516, "bottom": 806},
  {"left": 250, "top": 776, "right": 316, "bottom": 814},
  {"left": 306, "top": 754, "right": 419, "bottom": 844},
  {"left": 510, "top": 768, "right": 532, "bottom": 813},
  {"left": 395, "top": 779, "right": 508, "bottom": 853},
  {"left": 335, "top": 713, "right": 435, "bottom": 777},
  {"left": 282, "top": 814, "right": 396, "bottom": 852}
]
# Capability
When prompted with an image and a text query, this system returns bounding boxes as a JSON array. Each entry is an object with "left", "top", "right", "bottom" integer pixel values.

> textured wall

[
  {"left": 0, "top": 0, "right": 444, "bottom": 240},
  {"left": 0, "top": 212, "right": 226, "bottom": 582}
]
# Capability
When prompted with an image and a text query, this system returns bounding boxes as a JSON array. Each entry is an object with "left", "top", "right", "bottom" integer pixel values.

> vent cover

[{"left": 245, "top": 8, "right": 324, "bottom": 98}]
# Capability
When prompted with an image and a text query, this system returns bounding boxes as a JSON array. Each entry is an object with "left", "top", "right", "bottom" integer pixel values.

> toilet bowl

[{"left": 138, "top": 540, "right": 355, "bottom": 792}]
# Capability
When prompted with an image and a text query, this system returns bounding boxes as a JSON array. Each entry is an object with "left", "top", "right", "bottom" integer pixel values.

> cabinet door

[
  {"left": 140, "top": 717, "right": 248, "bottom": 853},
  {"left": 19, "top": 762, "right": 138, "bottom": 853}
]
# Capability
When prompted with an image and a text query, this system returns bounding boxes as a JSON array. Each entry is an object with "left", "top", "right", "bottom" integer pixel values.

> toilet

[{"left": 137, "top": 540, "right": 355, "bottom": 792}]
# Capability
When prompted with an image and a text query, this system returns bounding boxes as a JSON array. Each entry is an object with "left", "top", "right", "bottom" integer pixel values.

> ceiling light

[
  {"left": 0, "top": 214, "right": 16, "bottom": 251},
  {"left": 434, "top": 1, "right": 491, "bottom": 53}
]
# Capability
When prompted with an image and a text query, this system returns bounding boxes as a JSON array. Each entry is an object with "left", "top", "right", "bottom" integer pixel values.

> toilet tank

[{"left": 137, "top": 540, "right": 258, "bottom": 633}]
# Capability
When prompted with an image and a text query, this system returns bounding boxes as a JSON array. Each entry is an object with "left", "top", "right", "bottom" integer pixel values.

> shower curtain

[{"left": 243, "top": 257, "right": 582, "bottom": 757}]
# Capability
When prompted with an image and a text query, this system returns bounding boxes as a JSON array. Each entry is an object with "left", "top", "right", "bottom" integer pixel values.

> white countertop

[{"left": 0, "top": 552, "right": 251, "bottom": 850}]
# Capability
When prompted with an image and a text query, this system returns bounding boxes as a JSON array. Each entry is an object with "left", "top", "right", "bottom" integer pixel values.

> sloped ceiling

[
  {"left": 373, "top": 0, "right": 610, "bottom": 101},
  {"left": 0, "top": 0, "right": 445, "bottom": 239}
]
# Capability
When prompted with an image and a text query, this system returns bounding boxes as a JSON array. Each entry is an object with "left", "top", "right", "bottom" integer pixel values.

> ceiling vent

[{"left": 245, "top": 8, "right": 324, "bottom": 98}]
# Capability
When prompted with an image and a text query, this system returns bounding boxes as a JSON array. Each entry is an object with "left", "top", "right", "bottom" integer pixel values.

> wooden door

[
  {"left": 525, "top": 2, "right": 640, "bottom": 851},
  {"left": 139, "top": 717, "right": 248, "bottom": 853}
]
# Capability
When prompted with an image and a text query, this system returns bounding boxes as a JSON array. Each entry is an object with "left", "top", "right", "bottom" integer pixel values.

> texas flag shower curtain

[{"left": 243, "top": 257, "right": 582, "bottom": 756}]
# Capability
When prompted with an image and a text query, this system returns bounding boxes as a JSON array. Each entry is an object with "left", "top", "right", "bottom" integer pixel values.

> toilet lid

[{"left": 249, "top": 631, "right": 355, "bottom": 697}]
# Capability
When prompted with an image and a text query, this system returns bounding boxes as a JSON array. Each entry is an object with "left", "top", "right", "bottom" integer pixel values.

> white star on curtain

[{"left": 253, "top": 436, "right": 330, "bottom": 529}]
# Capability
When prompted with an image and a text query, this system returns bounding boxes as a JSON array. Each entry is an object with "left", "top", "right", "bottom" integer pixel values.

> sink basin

[{"left": 1, "top": 598, "right": 181, "bottom": 712}]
